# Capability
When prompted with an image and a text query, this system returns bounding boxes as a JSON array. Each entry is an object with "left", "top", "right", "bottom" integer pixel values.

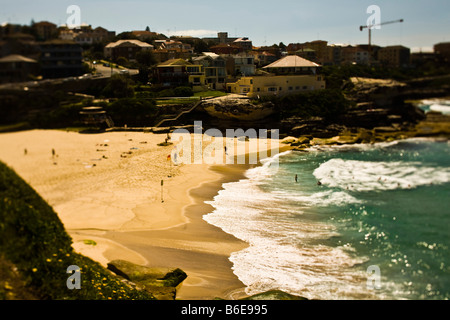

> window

[
  {"left": 268, "top": 87, "right": 277, "bottom": 92},
  {"left": 257, "top": 88, "right": 260, "bottom": 92},
  {"left": 288, "top": 87, "right": 293, "bottom": 91}
]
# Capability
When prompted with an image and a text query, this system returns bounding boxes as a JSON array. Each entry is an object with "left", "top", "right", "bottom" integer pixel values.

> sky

[{"left": 1, "top": 0, "right": 449, "bottom": 52}]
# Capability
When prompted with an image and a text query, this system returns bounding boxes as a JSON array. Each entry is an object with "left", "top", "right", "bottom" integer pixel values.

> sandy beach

[{"left": 0, "top": 129, "right": 282, "bottom": 300}]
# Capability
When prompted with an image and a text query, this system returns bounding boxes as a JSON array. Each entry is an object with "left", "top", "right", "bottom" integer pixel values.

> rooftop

[
  {"left": 263, "top": 55, "right": 321, "bottom": 69},
  {"left": 157, "top": 58, "right": 192, "bottom": 67},
  {"left": 0, "top": 54, "right": 38, "bottom": 63},
  {"left": 105, "top": 39, "right": 154, "bottom": 48}
]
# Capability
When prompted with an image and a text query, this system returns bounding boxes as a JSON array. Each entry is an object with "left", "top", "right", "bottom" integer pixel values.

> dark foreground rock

[{"left": 107, "top": 260, "right": 187, "bottom": 300}]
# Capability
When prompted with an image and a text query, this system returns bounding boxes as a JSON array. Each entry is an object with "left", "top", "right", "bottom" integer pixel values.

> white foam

[
  {"left": 313, "top": 159, "right": 450, "bottom": 192},
  {"left": 272, "top": 190, "right": 362, "bottom": 206},
  {"left": 203, "top": 158, "right": 379, "bottom": 300},
  {"left": 430, "top": 104, "right": 450, "bottom": 115}
]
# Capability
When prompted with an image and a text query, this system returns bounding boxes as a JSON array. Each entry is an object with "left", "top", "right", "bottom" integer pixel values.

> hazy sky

[{"left": 1, "top": 0, "right": 449, "bottom": 51}]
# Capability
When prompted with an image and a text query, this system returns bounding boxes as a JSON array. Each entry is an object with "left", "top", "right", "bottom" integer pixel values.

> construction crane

[{"left": 360, "top": 19, "right": 404, "bottom": 63}]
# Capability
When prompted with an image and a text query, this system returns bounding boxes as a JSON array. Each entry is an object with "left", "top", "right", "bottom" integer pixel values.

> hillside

[{"left": 0, "top": 161, "right": 155, "bottom": 300}]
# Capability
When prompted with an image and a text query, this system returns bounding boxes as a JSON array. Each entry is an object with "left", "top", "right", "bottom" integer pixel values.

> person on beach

[
  {"left": 24, "top": 148, "right": 27, "bottom": 155},
  {"left": 52, "top": 148, "right": 55, "bottom": 158},
  {"left": 295, "top": 174, "right": 298, "bottom": 183}
]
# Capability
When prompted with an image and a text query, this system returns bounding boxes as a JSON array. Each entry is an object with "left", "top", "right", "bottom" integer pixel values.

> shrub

[
  {"left": 101, "top": 74, "right": 135, "bottom": 98},
  {"left": 104, "top": 98, "right": 157, "bottom": 127},
  {"left": 173, "top": 86, "right": 193, "bottom": 97}
]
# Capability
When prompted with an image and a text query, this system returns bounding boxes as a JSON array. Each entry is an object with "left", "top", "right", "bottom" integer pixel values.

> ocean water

[{"left": 204, "top": 138, "right": 450, "bottom": 300}]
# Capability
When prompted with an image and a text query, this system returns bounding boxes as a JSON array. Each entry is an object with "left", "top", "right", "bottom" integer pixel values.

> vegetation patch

[{"left": 0, "top": 161, "right": 155, "bottom": 300}]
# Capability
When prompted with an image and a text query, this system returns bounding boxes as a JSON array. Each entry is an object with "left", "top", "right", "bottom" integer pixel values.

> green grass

[
  {"left": 156, "top": 97, "right": 199, "bottom": 106},
  {"left": 155, "top": 90, "right": 227, "bottom": 105},
  {"left": 0, "top": 122, "right": 32, "bottom": 133},
  {"left": 0, "top": 161, "right": 155, "bottom": 300},
  {"left": 193, "top": 90, "right": 227, "bottom": 98}
]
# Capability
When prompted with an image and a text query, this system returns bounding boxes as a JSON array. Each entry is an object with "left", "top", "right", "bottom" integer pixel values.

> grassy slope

[{"left": 0, "top": 161, "right": 155, "bottom": 300}]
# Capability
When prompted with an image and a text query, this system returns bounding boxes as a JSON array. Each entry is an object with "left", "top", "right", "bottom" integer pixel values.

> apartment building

[
  {"left": 434, "top": 42, "right": 450, "bottom": 64},
  {"left": 39, "top": 40, "right": 83, "bottom": 79},
  {"left": 378, "top": 45, "right": 411, "bottom": 68}
]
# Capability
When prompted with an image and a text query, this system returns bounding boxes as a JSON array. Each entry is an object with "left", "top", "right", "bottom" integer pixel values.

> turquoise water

[{"left": 204, "top": 138, "right": 450, "bottom": 300}]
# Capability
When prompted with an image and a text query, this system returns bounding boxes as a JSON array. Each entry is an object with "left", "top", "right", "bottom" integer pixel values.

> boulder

[
  {"left": 107, "top": 260, "right": 187, "bottom": 300},
  {"left": 281, "top": 136, "right": 299, "bottom": 144}
]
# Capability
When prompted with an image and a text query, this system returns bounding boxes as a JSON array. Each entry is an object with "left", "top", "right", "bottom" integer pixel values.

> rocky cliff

[{"left": 200, "top": 94, "right": 276, "bottom": 121}]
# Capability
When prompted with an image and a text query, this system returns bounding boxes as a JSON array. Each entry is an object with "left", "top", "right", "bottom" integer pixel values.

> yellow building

[
  {"left": 227, "top": 74, "right": 326, "bottom": 98},
  {"left": 227, "top": 55, "right": 326, "bottom": 97}
]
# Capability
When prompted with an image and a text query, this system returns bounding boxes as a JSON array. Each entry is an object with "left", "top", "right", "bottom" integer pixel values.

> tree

[
  {"left": 135, "top": 50, "right": 157, "bottom": 84},
  {"left": 145, "top": 26, "right": 150, "bottom": 32},
  {"left": 116, "top": 56, "right": 129, "bottom": 67},
  {"left": 136, "top": 50, "right": 156, "bottom": 67},
  {"left": 101, "top": 74, "right": 135, "bottom": 98}
]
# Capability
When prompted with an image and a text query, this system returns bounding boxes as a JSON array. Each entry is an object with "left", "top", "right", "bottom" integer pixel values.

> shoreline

[
  {"left": 101, "top": 164, "right": 253, "bottom": 300},
  {"left": 1, "top": 125, "right": 446, "bottom": 300},
  {"left": 0, "top": 129, "right": 281, "bottom": 300}
]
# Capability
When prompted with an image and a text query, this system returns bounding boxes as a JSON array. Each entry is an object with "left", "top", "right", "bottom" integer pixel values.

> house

[
  {"left": 153, "top": 40, "right": 194, "bottom": 62},
  {"left": 33, "top": 21, "right": 57, "bottom": 41},
  {"left": 155, "top": 58, "right": 205, "bottom": 90},
  {"left": 287, "top": 40, "right": 330, "bottom": 64},
  {"left": 227, "top": 55, "right": 325, "bottom": 97},
  {"left": 377, "top": 45, "right": 411, "bottom": 68},
  {"left": 0, "top": 33, "right": 40, "bottom": 60},
  {"left": 210, "top": 43, "right": 243, "bottom": 55},
  {"left": 250, "top": 50, "right": 278, "bottom": 67},
  {"left": 203, "top": 32, "right": 239, "bottom": 45},
  {"left": 104, "top": 39, "right": 154, "bottom": 61},
  {"left": 233, "top": 37, "right": 253, "bottom": 51},
  {"left": 0, "top": 54, "right": 39, "bottom": 83},
  {"left": 59, "top": 26, "right": 115, "bottom": 45},
  {"left": 154, "top": 40, "right": 193, "bottom": 52},
  {"left": 192, "top": 53, "right": 227, "bottom": 90},
  {"left": 131, "top": 30, "right": 159, "bottom": 40},
  {"left": 39, "top": 40, "right": 83, "bottom": 79},
  {"left": 223, "top": 53, "right": 256, "bottom": 77},
  {"left": 295, "top": 48, "right": 317, "bottom": 62}
]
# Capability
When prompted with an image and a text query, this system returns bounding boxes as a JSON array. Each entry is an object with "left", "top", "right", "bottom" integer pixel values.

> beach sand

[{"left": 0, "top": 129, "right": 282, "bottom": 300}]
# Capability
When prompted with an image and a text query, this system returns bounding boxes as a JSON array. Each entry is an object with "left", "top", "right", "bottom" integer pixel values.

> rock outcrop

[
  {"left": 107, "top": 260, "right": 187, "bottom": 300},
  {"left": 201, "top": 95, "right": 276, "bottom": 121}
]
